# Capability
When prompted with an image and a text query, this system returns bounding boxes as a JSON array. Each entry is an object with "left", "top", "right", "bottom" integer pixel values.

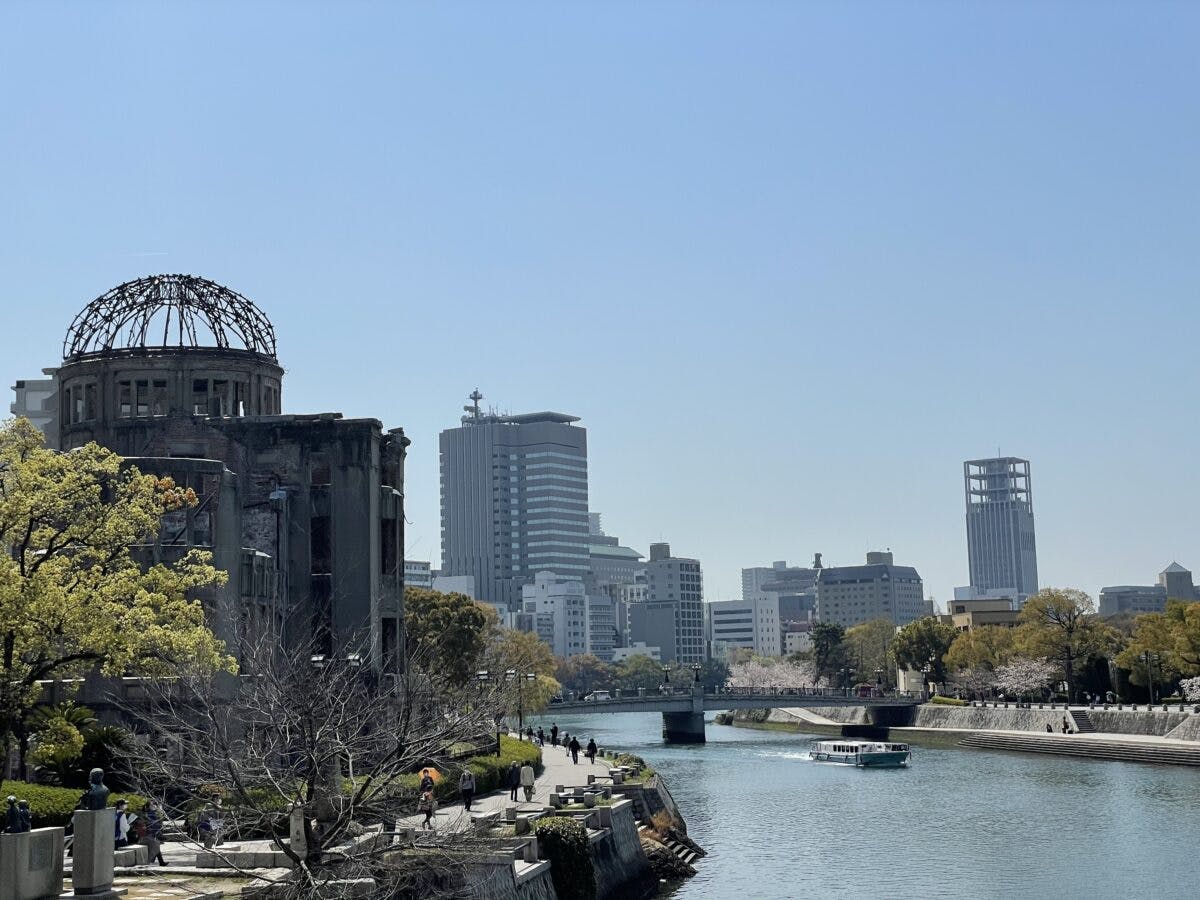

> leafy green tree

[
  {"left": 844, "top": 618, "right": 895, "bottom": 686},
  {"left": 485, "top": 628, "right": 560, "bottom": 718},
  {"left": 0, "top": 418, "right": 232, "bottom": 777},
  {"left": 1016, "top": 588, "right": 1118, "bottom": 701},
  {"left": 892, "top": 617, "right": 958, "bottom": 683},
  {"left": 1165, "top": 599, "right": 1200, "bottom": 675},
  {"left": 615, "top": 654, "right": 667, "bottom": 692},
  {"left": 945, "top": 625, "right": 1016, "bottom": 673},
  {"left": 811, "top": 622, "right": 848, "bottom": 684},
  {"left": 555, "top": 654, "right": 615, "bottom": 695},
  {"left": 1115, "top": 613, "right": 1181, "bottom": 687},
  {"left": 696, "top": 657, "right": 731, "bottom": 691},
  {"left": 404, "top": 587, "right": 496, "bottom": 686}
]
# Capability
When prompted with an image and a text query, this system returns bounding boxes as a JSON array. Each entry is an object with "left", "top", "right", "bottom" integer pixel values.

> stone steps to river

[
  {"left": 958, "top": 732, "right": 1200, "bottom": 766},
  {"left": 1070, "top": 710, "right": 1097, "bottom": 733},
  {"left": 637, "top": 825, "right": 699, "bottom": 866}
]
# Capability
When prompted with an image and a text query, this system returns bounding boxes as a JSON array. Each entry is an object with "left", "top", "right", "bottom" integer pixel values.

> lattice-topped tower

[{"left": 57, "top": 274, "right": 284, "bottom": 453}]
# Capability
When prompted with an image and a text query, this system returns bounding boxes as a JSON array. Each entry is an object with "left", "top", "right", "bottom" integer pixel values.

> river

[{"left": 532, "top": 711, "right": 1200, "bottom": 900}]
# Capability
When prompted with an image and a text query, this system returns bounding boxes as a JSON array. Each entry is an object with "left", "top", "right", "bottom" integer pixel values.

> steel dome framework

[{"left": 63, "top": 274, "right": 278, "bottom": 361}]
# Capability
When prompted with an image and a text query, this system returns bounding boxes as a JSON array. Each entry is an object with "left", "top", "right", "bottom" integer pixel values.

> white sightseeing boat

[{"left": 809, "top": 739, "right": 911, "bottom": 768}]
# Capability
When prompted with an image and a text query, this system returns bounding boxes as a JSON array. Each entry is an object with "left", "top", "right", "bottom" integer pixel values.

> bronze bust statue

[{"left": 79, "top": 768, "right": 110, "bottom": 811}]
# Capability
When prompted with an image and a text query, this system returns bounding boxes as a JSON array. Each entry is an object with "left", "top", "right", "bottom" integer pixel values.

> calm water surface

[{"left": 535, "top": 712, "right": 1200, "bottom": 900}]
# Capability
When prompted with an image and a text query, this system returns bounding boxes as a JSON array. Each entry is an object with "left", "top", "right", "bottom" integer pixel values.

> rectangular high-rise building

[
  {"left": 964, "top": 457, "right": 1038, "bottom": 606},
  {"left": 640, "top": 542, "right": 704, "bottom": 664},
  {"left": 440, "top": 401, "right": 589, "bottom": 610}
]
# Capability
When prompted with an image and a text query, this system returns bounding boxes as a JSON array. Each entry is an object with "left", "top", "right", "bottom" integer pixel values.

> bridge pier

[{"left": 662, "top": 711, "right": 705, "bottom": 743}]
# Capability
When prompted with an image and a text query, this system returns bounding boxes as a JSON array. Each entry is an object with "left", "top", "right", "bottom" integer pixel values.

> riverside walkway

[{"left": 398, "top": 734, "right": 605, "bottom": 833}]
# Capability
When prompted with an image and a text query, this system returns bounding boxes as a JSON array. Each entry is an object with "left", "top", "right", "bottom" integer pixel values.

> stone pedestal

[
  {"left": 0, "top": 827, "right": 64, "bottom": 900},
  {"left": 288, "top": 807, "right": 307, "bottom": 861},
  {"left": 70, "top": 809, "right": 121, "bottom": 898}
]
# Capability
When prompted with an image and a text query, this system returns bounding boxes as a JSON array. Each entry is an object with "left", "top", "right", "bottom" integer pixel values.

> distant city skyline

[{"left": 5, "top": 3, "right": 1200, "bottom": 608}]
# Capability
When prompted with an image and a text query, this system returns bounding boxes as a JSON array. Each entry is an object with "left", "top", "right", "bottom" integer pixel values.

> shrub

[
  {"left": 0, "top": 781, "right": 146, "bottom": 828},
  {"left": 930, "top": 695, "right": 967, "bottom": 706},
  {"left": 535, "top": 815, "right": 596, "bottom": 900},
  {"left": 403, "top": 735, "right": 543, "bottom": 804}
]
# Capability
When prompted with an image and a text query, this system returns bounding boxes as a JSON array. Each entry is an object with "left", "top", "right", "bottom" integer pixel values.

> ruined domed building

[{"left": 45, "top": 274, "right": 407, "bottom": 670}]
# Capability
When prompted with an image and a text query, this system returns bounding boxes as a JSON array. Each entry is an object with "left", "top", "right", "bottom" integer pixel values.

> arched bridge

[{"left": 543, "top": 686, "right": 922, "bottom": 743}]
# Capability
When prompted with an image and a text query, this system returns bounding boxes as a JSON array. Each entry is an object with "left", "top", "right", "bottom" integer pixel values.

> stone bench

[{"left": 115, "top": 843, "right": 149, "bottom": 866}]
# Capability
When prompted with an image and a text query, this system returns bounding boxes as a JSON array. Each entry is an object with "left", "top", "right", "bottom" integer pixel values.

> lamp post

[
  {"left": 661, "top": 666, "right": 672, "bottom": 694},
  {"left": 874, "top": 667, "right": 884, "bottom": 694},
  {"left": 476, "top": 670, "right": 503, "bottom": 754},
  {"left": 691, "top": 663, "right": 702, "bottom": 685},
  {"left": 921, "top": 662, "right": 932, "bottom": 700},
  {"left": 506, "top": 670, "right": 538, "bottom": 738},
  {"left": 1143, "top": 651, "right": 1158, "bottom": 705}
]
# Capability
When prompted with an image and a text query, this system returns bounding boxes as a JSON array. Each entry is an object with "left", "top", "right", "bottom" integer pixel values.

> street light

[
  {"left": 921, "top": 662, "right": 932, "bottom": 699},
  {"left": 874, "top": 667, "right": 884, "bottom": 690},
  {"left": 1143, "top": 651, "right": 1159, "bottom": 705},
  {"left": 476, "top": 670, "right": 504, "bottom": 754},
  {"left": 505, "top": 670, "right": 538, "bottom": 738},
  {"left": 691, "top": 663, "right": 702, "bottom": 684},
  {"left": 661, "top": 666, "right": 672, "bottom": 693}
]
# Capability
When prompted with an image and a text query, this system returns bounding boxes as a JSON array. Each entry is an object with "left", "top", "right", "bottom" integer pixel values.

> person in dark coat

[
  {"left": 550, "top": 723, "right": 559, "bottom": 746},
  {"left": 568, "top": 736, "right": 581, "bottom": 764},
  {"left": 537, "top": 727, "right": 546, "bottom": 746},
  {"left": 507, "top": 761, "right": 521, "bottom": 801},
  {"left": 585, "top": 738, "right": 597, "bottom": 764}
]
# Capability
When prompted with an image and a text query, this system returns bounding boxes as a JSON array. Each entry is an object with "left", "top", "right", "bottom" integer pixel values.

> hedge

[
  {"left": 929, "top": 695, "right": 968, "bottom": 706},
  {"left": 0, "top": 781, "right": 146, "bottom": 829},
  {"left": 402, "top": 735, "right": 543, "bottom": 804},
  {"left": 535, "top": 815, "right": 596, "bottom": 900}
]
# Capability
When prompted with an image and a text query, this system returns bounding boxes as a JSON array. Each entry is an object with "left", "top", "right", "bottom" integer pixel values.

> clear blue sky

[{"left": 4, "top": 2, "right": 1199, "bottom": 605}]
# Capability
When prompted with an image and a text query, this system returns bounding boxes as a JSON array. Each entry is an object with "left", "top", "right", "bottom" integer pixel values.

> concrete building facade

[
  {"left": 814, "top": 551, "right": 924, "bottom": 628},
  {"left": 9, "top": 371, "right": 59, "bottom": 448},
  {"left": 521, "top": 571, "right": 587, "bottom": 658},
  {"left": 440, "top": 400, "right": 588, "bottom": 611},
  {"left": 964, "top": 457, "right": 1038, "bottom": 606},
  {"left": 40, "top": 274, "right": 409, "bottom": 672},
  {"left": 639, "top": 543, "right": 704, "bottom": 664},
  {"left": 706, "top": 597, "right": 781, "bottom": 659}
]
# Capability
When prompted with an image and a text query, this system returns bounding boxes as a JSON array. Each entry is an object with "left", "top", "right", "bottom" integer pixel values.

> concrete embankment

[{"left": 723, "top": 705, "right": 1200, "bottom": 766}]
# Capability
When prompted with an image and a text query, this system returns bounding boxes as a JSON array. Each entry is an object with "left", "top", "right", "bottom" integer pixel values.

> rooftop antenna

[{"left": 464, "top": 389, "right": 483, "bottom": 420}]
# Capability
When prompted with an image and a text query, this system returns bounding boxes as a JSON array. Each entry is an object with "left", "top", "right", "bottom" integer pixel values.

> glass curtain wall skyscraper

[
  {"left": 440, "top": 398, "right": 589, "bottom": 611},
  {"left": 964, "top": 457, "right": 1038, "bottom": 606}
]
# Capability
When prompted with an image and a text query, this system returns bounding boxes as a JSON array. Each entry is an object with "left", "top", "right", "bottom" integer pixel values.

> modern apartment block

[
  {"left": 639, "top": 543, "right": 704, "bottom": 664},
  {"left": 520, "top": 571, "right": 587, "bottom": 658},
  {"left": 440, "top": 398, "right": 589, "bottom": 610},
  {"left": 404, "top": 560, "right": 433, "bottom": 589},
  {"left": 964, "top": 457, "right": 1039, "bottom": 606},
  {"left": 814, "top": 551, "right": 924, "bottom": 628},
  {"left": 706, "top": 596, "right": 781, "bottom": 659}
]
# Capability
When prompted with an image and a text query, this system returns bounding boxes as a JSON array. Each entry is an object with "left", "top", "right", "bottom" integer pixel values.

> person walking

[
  {"left": 419, "top": 769, "right": 435, "bottom": 794},
  {"left": 525, "top": 725, "right": 534, "bottom": 742},
  {"left": 459, "top": 768, "right": 476, "bottom": 812},
  {"left": 520, "top": 762, "right": 535, "bottom": 802},
  {"left": 143, "top": 801, "right": 166, "bottom": 866},
  {"left": 418, "top": 788, "right": 436, "bottom": 830},
  {"left": 1061, "top": 716, "right": 1069, "bottom": 734},
  {"left": 113, "top": 799, "right": 131, "bottom": 849},
  {"left": 198, "top": 798, "right": 224, "bottom": 849},
  {"left": 551, "top": 723, "right": 559, "bottom": 746},
  {"left": 537, "top": 727, "right": 546, "bottom": 746},
  {"left": 568, "top": 736, "right": 581, "bottom": 765},
  {"left": 507, "top": 762, "right": 521, "bottom": 802},
  {"left": 585, "top": 738, "right": 597, "bottom": 765}
]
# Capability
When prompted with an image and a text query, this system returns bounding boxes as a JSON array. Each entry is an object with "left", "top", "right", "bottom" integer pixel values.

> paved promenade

[{"left": 398, "top": 734, "right": 604, "bottom": 833}]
